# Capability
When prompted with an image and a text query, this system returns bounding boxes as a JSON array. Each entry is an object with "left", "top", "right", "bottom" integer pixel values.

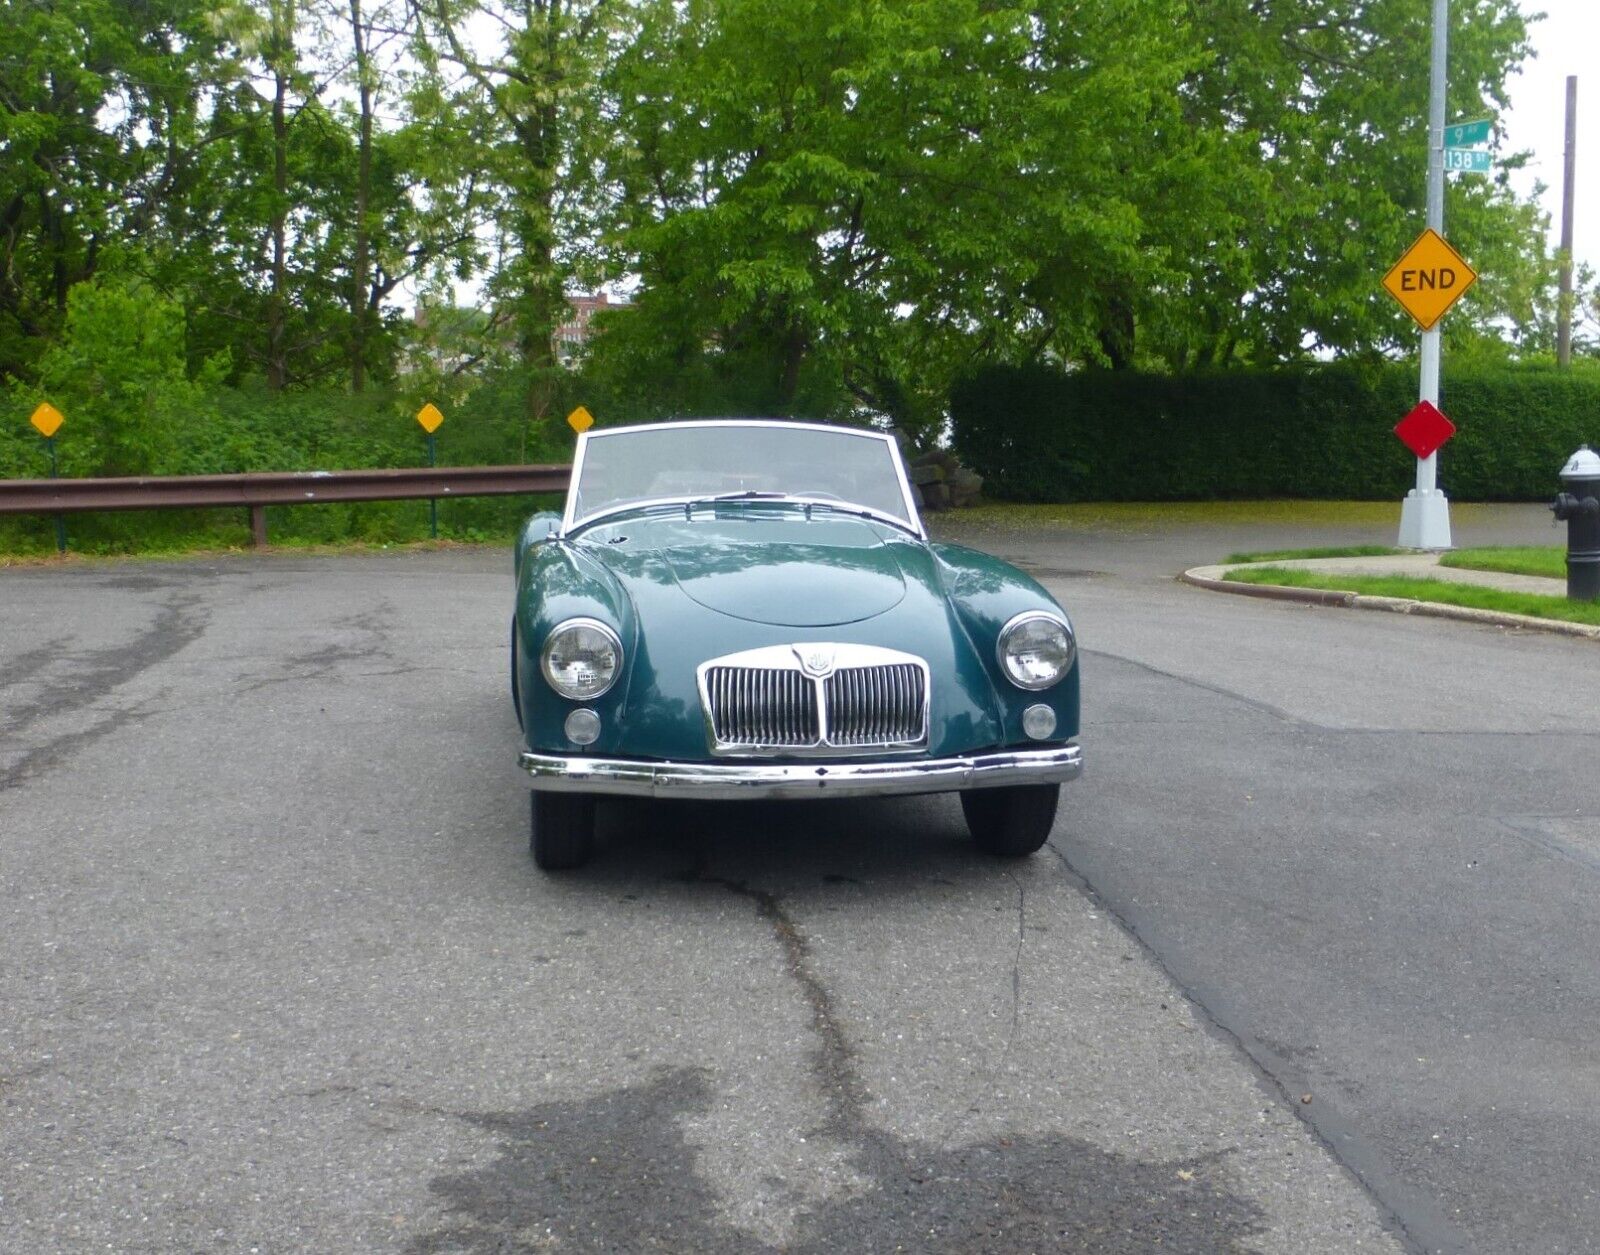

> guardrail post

[{"left": 250, "top": 505, "right": 269, "bottom": 547}]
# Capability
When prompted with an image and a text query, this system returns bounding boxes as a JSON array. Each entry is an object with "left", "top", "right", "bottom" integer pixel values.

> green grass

[
  {"left": 951, "top": 500, "right": 1406, "bottom": 531},
  {"left": 1224, "top": 565, "right": 1600, "bottom": 626},
  {"left": 1224, "top": 545, "right": 1401, "bottom": 564},
  {"left": 1440, "top": 545, "right": 1565, "bottom": 579}
]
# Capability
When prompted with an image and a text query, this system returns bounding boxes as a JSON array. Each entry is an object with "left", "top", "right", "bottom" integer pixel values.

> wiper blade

[{"left": 705, "top": 491, "right": 790, "bottom": 501}]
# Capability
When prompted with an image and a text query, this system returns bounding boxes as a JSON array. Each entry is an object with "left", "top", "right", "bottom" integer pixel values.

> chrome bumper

[{"left": 519, "top": 743, "right": 1082, "bottom": 801}]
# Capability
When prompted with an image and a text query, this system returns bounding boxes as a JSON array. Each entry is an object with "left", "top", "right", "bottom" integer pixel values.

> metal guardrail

[{"left": 0, "top": 465, "right": 571, "bottom": 546}]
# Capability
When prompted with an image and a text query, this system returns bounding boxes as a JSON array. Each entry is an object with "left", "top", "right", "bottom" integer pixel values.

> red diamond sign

[{"left": 1394, "top": 400, "right": 1456, "bottom": 459}]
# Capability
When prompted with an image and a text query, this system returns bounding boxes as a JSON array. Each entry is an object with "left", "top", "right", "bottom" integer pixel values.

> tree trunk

[
  {"left": 265, "top": 3, "right": 294, "bottom": 392},
  {"left": 349, "top": 0, "right": 373, "bottom": 392}
]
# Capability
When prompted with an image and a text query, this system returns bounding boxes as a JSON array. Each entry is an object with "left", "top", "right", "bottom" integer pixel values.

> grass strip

[
  {"left": 1439, "top": 545, "right": 1565, "bottom": 579},
  {"left": 1224, "top": 565, "right": 1600, "bottom": 626},
  {"left": 1224, "top": 545, "right": 1400, "bottom": 564}
]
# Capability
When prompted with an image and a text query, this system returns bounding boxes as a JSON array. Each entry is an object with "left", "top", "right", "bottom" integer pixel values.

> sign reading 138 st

[{"left": 1382, "top": 228, "right": 1478, "bottom": 331}]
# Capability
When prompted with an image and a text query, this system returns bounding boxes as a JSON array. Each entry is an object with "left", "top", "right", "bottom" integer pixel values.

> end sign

[{"left": 1382, "top": 228, "right": 1477, "bottom": 331}]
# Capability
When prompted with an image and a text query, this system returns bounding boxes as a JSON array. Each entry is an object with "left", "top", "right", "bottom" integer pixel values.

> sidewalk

[{"left": 1181, "top": 553, "right": 1600, "bottom": 641}]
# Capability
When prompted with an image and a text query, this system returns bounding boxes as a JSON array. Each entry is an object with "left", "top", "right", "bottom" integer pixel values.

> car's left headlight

[
  {"left": 541, "top": 618, "right": 622, "bottom": 699},
  {"left": 998, "top": 611, "right": 1075, "bottom": 690}
]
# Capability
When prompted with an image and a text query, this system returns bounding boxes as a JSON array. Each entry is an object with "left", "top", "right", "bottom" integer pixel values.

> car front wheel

[
  {"left": 961, "top": 784, "right": 1059, "bottom": 857},
  {"left": 530, "top": 791, "right": 596, "bottom": 870}
]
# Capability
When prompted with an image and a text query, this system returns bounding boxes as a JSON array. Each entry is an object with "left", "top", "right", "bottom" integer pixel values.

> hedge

[{"left": 949, "top": 362, "right": 1600, "bottom": 502}]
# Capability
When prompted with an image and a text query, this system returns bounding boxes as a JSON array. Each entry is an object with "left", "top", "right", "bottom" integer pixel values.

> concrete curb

[{"left": 1180, "top": 565, "right": 1600, "bottom": 642}]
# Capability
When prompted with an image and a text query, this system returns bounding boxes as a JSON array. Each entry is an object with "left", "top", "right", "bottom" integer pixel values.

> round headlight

[
  {"left": 998, "top": 612, "right": 1075, "bottom": 690},
  {"left": 540, "top": 619, "right": 622, "bottom": 700}
]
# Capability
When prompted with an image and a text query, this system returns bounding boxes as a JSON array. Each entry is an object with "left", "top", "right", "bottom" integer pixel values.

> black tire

[
  {"left": 530, "top": 791, "right": 596, "bottom": 870},
  {"left": 960, "top": 784, "right": 1059, "bottom": 858}
]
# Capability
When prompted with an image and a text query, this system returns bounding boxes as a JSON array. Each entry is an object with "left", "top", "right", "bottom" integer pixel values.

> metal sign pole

[
  {"left": 46, "top": 435, "right": 66, "bottom": 554},
  {"left": 1400, "top": 0, "right": 1454, "bottom": 550},
  {"left": 427, "top": 433, "right": 438, "bottom": 539}
]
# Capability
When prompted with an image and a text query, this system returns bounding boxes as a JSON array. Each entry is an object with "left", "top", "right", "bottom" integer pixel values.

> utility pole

[
  {"left": 1557, "top": 76, "right": 1577, "bottom": 368},
  {"left": 1399, "top": 0, "right": 1453, "bottom": 549}
]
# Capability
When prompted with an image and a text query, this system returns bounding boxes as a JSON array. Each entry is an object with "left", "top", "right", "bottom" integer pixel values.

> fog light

[
  {"left": 564, "top": 708, "right": 601, "bottom": 746},
  {"left": 1022, "top": 704, "right": 1056, "bottom": 740}
]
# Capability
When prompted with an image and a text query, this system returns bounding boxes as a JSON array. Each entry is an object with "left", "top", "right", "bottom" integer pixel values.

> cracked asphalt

[{"left": 0, "top": 503, "right": 1590, "bottom": 1253}]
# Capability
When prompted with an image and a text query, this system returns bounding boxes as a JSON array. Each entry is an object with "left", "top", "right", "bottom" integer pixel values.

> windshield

[{"left": 566, "top": 422, "right": 917, "bottom": 532}]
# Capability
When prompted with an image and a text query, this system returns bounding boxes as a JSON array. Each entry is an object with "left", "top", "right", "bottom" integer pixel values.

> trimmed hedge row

[{"left": 949, "top": 362, "right": 1600, "bottom": 502}]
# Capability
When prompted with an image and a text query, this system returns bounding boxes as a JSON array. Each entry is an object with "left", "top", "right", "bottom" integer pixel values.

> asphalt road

[{"left": 0, "top": 503, "right": 1591, "bottom": 1253}]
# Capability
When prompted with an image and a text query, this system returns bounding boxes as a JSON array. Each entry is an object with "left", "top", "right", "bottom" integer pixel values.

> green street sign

[
  {"left": 1444, "top": 147, "right": 1493, "bottom": 174},
  {"left": 1445, "top": 119, "right": 1492, "bottom": 148}
]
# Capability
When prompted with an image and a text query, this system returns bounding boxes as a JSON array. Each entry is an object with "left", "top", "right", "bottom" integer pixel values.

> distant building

[{"left": 555, "top": 293, "right": 617, "bottom": 366}]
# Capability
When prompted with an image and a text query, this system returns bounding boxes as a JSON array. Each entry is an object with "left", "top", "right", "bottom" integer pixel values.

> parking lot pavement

[
  {"left": 1, "top": 548, "right": 1402, "bottom": 1253},
  {"left": 935, "top": 504, "right": 1600, "bottom": 1255}
]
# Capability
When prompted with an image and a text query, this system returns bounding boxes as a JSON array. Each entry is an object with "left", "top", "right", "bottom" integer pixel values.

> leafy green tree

[
  {"left": 36, "top": 275, "right": 224, "bottom": 476},
  {"left": 407, "top": 0, "right": 618, "bottom": 427},
  {"left": 0, "top": 0, "right": 225, "bottom": 379}
]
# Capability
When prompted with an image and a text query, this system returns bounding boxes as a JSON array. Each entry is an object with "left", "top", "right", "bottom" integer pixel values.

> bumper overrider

[{"left": 520, "top": 743, "right": 1082, "bottom": 801}]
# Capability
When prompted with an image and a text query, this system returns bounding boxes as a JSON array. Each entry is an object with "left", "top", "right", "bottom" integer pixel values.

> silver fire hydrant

[{"left": 1551, "top": 446, "right": 1600, "bottom": 602}]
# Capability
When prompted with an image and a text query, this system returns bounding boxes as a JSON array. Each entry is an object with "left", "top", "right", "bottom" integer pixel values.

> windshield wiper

[{"left": 706, "top": 491, "right": 790, "bottom": 501}]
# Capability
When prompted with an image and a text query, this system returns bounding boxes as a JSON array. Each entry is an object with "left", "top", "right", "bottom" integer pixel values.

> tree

[{"left": 407, "top": 0, "right": 618, "bottom": 426}]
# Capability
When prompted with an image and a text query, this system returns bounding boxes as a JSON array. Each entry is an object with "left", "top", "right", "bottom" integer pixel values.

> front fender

[
  {"left": 515, "top": 539, "right": 639, "bottom": 748},
  {"left": 932, "top": 542, "right": 1080, "bottom": 743}
]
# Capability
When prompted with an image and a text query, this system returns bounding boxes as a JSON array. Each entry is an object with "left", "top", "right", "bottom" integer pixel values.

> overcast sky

[{"left": 1500, "top": 0, "right": 1593, "bottom": 274}]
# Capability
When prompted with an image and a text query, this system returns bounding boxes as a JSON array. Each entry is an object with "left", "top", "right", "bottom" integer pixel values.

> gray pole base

[{"left": 1398, "top": 488, "right": 1453, "bottom": 551}]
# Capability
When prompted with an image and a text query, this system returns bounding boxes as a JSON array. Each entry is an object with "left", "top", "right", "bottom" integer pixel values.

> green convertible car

[{"left": 512, "top": 419, "right": 1082, "bottom": 869}]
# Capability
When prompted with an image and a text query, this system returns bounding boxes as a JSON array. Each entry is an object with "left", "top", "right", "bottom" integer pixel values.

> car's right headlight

[
  {"left": 997, "top": 611, "right": 1075, "bottom": 690},
  {"left": 540, "top": 618, "right": 622, "bottom": 699}
]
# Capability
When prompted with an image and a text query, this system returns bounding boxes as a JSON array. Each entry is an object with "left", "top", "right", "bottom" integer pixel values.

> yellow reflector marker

[
  {"left": 416, "top": 402, "right": 444, "bottom": 433},
  {"left": 31, "top": 402, "right": 64, "bottom": 438},
  {"left": 567, "top": 405, "right": 594, "bottom": 434}
]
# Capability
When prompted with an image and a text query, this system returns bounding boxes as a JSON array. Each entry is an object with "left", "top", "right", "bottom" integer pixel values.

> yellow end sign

[
  {"left": 567, "top": 405, "right": 594, "bottom": 434},
  {"left": 30, "top": 402, "right": 64, "bottom": 439},
  {"left": 416, "top": 402, "right": 444, "bottom": 434},
  {"left": 1382, "top": 229, "right": 1477, "bottom": 331}
]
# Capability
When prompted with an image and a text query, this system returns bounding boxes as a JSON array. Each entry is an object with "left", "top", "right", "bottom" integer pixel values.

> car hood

[{"left": 661, "top": 525, "right": 906, "bottom": 626}]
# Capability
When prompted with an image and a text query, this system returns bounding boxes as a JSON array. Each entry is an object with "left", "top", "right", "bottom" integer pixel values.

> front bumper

[{"left": 519, "top": 743, "right": 1082, "bottom": 801}]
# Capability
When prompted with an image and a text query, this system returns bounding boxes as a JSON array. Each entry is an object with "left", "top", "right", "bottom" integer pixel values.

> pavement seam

[
  {"left": 1040, "top": 839, "right": 1434, "bottom": 1255},
  {"left": 692, "top": 873, "right": 864, "bottom": 1135},
  {"left": 1180, "top": 567, "right": 1600, "bottom": 641}
]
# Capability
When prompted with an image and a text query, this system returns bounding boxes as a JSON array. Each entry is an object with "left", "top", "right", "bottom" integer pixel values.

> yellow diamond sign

[
  {"left": 1382, "top": 229, "right": 1477, "bottom": 331},
  {"left": 30, "top": 402, "right": 64, "bottom": 439},
  {"left": 415, "top": 402, "right": 444, "bottom": 433},
  {"left": 567, "top": 405, "right": 594, "bottom": 434}
]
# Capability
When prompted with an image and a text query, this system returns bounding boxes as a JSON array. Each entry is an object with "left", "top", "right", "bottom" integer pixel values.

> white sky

[{"left": 1499, "top": 0, "right": 1594, "bottom": 275}]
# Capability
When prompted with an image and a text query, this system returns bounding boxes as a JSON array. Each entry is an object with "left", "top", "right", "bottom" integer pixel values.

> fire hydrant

[{"left": 1551, "top": 445, "right": 1600, "bottom": 601}]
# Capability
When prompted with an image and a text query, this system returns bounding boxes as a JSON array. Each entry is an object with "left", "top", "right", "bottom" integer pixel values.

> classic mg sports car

[{"left": 512, "top": 419, "right": 1082, "bottom": 869}]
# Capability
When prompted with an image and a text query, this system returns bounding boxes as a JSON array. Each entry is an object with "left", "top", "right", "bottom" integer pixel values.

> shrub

[{"left": 950, "top": 361, "right": 1600, "bottom": 502}]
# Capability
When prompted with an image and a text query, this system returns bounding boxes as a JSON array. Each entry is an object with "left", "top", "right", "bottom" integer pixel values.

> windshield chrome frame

[{"left": 559, "top": 419, "right": 926, "bottom": 540}]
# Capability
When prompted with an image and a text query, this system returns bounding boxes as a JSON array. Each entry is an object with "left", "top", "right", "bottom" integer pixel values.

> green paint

[
  {"left": 1445, "top": 119, "right": 1492, "bottom": 148},
  {"left": 513, "top": 505, "right": 1079, "bottom": 762},
  {"left": 1444, "top": 147, "right": 1492, "bottom": 174}
]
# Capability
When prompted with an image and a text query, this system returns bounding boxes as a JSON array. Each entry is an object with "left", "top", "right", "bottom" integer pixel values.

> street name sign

[
  {"left": 1382, "top": 229, "right": 1478, "bottom": 331},
  {"left": 1394, "top": 400, "right": 1456, "bottom": 460},
  {"left": 1444, "top": 119, "right": 1491, "bottom": 148},
  {"left": 1444, "top": 148, "right": 1493, "bottom": 174},
  {"left": 415, "top": 402, "right": 444, "bottom": 433},
  {"left": 30, "top": 402, "right": 64, "bottom": 438}
]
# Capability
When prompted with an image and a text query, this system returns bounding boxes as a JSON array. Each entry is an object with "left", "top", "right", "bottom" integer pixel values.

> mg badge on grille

[{"left": 796, "top": 645, "right": 836, "bottom": 677}]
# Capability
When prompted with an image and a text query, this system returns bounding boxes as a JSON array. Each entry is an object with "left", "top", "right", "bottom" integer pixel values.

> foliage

[{"left": 951, "top": 360, "right": 1600, "bottom": 502}]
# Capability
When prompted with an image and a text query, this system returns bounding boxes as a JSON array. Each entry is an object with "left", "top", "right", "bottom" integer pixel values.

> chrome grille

[
  {"left": 704, "top": 666, "right": 819, "bottom": 748},
  {"left": 824, "top": 664, "right": 925, "bottom": 746},
  {"left": 698, "top": 644, "right": 929, "bottom": 756}
]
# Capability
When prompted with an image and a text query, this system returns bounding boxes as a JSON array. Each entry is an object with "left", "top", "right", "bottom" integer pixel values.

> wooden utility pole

[{"left": 1557, "top": 76, "right": 1577, "bottom": 368}]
